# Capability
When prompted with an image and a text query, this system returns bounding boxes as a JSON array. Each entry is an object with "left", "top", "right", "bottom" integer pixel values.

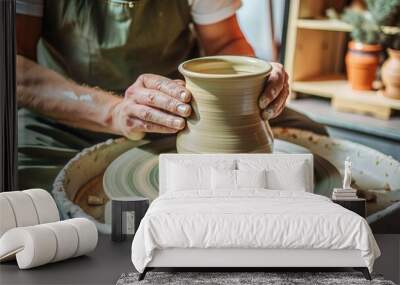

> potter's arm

[
  {"left": 195, "top": 15, "right": 255, "bottom": 56},
  {"left": 17, "top": 14, "right": 121, "bottom": 134},
  {"left": 16, "top": 15, "right": 191, "bottom": 138},
  {"left": 17, "top": 56, "right": 123, "bottom": 135},
  {"left": 196, "top": 15, "right": 289, "bottom": 121},
  {"left": 17, "top": 56, "right": 191, "bottom": 137}
]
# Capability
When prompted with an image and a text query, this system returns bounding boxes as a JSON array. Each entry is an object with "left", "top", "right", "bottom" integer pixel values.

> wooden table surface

[{"left": 288, "top": 98, "right": 400, "bottom": 141}]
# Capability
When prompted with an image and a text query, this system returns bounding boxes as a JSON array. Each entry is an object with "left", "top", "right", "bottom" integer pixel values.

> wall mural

[{"left": 15, "top": 0, "right": 400, "bottom": 236}]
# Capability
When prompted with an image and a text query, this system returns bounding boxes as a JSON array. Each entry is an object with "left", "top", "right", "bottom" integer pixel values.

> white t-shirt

[{"left": 16, "top": 0, "right": 241, "bottom": 25}]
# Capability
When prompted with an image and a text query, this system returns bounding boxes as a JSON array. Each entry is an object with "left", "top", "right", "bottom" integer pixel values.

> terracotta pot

[
  {"left": 350, "top": 0, "right": 367, "bottom": 11},
  {"left": 345, "top": 41, "right": 382, "bottom": 90},
  {"left": 381, "top": 48, "right": 400, "bottom": 99},
  {"left": 177, "top": 56, "right": 273, "bottom": 153}
]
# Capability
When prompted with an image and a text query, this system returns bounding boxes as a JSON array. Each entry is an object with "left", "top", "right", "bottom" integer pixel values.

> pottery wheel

[
  {"left": 103, "top": 136, "right": 341, "bottom": 200},
  {"left": 55, "top": 128, "right": 400, "bottom": 233}
]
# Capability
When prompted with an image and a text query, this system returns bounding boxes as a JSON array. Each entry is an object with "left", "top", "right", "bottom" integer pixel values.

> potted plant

[
  {"left": 381, "top": 35, "right": 400, "bottom": 99},
  {"left": 366, "top": 0, "right": 400, "bottom": 99},
  {"left": 342, "top": 9, "right": 382, "bottom": 90}
]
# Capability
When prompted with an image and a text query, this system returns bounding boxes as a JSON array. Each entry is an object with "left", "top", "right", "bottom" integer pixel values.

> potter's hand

[
  {"left": 258, "top": 63, "right": 289, "bottom": 120},
  {"left": 111, "top": 74, "right": 192, "bottom": 139}
]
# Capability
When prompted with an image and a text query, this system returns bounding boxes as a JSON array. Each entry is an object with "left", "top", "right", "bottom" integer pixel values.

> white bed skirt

[{"left": 148, "top": 248, "right": 366, "bottom": 268}]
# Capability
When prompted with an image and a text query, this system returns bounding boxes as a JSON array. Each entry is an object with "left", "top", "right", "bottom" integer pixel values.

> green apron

[
  {"left": 18, "top": 0, "right": 326, "bottom": 191},
  {"left": 37, "top": 0, "right": 197, "bottom": 93}
]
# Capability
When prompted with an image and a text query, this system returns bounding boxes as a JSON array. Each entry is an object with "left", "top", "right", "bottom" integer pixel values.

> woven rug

[{"left": 116, "top": 272, "right": 395, "bottom": 285}]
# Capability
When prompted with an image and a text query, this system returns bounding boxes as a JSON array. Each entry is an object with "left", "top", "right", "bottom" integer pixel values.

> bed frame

[
  {"left": 138, "top": 154, "right": 371, "bottom": 281},
  {"left": 139, "top": 249, "right": 371, "bottom": 280}
]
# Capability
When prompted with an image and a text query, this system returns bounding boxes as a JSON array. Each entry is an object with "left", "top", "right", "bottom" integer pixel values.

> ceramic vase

[
  {"left": 177, "top": 56, "right": 273, "bottom": 153},
  {"left": 345, "top": 41, "right": 382, "bottom": 90},
  {"left": 382, "top": 48, "right": 400, "bottom": 100}
]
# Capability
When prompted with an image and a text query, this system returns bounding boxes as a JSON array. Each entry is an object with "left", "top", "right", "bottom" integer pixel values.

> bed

[{"left": 131, "top": 154, "right": 380, "bottom": 281}]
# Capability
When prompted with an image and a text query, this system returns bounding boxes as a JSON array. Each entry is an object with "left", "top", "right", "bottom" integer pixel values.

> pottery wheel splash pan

[
  {"left": 103, "top": 136, "right": 340, "bottom": 201},
  {"left": 52, "top": 129, "right": 400, "bottom": 233}
]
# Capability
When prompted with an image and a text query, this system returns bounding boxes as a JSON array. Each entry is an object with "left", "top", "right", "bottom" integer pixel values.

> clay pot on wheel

[
  {"left": 177, "top": 56, "right": 273, "bottom": 153},
  {"left": 345, "top": 41, "right": 382, "bottom": 90},
  {"left": 381, "top": 48, "right": 400, "bottom": 99}
]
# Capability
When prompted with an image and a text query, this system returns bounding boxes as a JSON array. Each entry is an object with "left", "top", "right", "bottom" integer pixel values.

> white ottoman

[{"left": 0, "top": 218, "right": 98, "bottom": 269}]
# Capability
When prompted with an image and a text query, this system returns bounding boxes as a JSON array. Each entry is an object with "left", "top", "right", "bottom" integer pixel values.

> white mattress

[{"left": 131, "top": 190, "right": 380, "bottom": 273}]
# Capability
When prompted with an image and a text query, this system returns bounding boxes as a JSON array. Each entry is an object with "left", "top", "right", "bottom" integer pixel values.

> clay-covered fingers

[
  {"left": 131, "top": 88, "right": 192, "bottom": 117},
  {"left": 258, "top": 63, "right": 287, "bottom": 109},
  {"left": 173, "top": 79, "right": 186, "bottom": 86},
  {"left": 125, "top": 117, "right": 178, "bottom": 134},
  {"left": 136, "top": 74, "right": 191, "bottom": 103},
  {"left": 118, "top": 74, "right": 192, "bottom": 137},
  {"left": 125, "top": 104, "right": 186, "bottom": 131},
  {"left": 262, "top": 82, "right": 289, "bottom": 120}
]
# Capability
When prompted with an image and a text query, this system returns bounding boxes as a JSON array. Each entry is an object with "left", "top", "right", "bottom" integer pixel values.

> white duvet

[{"left": 131, "top": 190, "right": 380, "bottom": 273}]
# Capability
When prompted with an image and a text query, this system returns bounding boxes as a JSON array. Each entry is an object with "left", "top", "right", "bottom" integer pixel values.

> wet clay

[{"left": 177, "top": 56, "right": 273, "bottom": 153}]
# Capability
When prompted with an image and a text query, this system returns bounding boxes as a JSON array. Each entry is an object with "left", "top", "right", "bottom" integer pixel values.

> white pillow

[
  {"left": 167, "top": 162, "right": 210, "bottom": 191},
  {"left": 166, "top": 160, "right": 236, "bottom": 192},
  {"left": 211, "top": 169, "right": 267, "bottom": 190},
  {"left": 211, "top": 168, "right": 236, "bottom": 190},
  {"left": 266, "top": 164, "right": 308, "bottom": 191},
  {"left": 238, "top": 159, "right": 310, "bottom": 192},
  {"left": 236, "top": 169, "right": 267, "bottom": 189}
]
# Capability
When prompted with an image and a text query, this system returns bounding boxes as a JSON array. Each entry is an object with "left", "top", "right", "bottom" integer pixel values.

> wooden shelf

[
  {"left": 292, "top": 74, "right": 347, "bottom": 98},
  {"left": 296, "top": 19, "right": 400, "bottom": 34},
  {"left": 293, "top": 75, "right": 400, "bottom": 109},
  {"left": 297, "top": 19, "right": 352, "bottom": 32},
  {"left": 285, "top": 1, "right": 400, "bottom": 120},
  {"left": 292, "top": 75, "right": 400, "bottom": 119}
]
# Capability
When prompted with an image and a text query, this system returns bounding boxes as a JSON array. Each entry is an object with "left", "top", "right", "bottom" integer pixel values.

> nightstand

[
  {"left": 332, "top": 198, "right": 366, "bottom": 218},
  {"left": 111, "top": 197, "right": 149, "bottom": 242}
]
